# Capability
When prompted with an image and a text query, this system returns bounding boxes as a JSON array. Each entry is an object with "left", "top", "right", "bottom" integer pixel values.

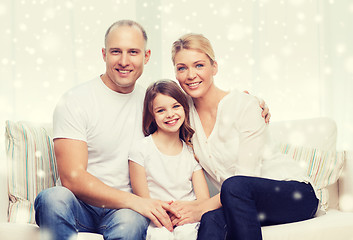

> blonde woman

[{"left": 169, "top": 33, "right": 319, "bottom": 240}]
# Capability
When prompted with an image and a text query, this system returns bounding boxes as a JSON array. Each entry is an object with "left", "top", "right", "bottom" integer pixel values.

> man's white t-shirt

[
  {"left": 53, "top": 76, "right": 145, "bottom": 192},
  {"left": 128, "top": 135, "right": 202, "bottom": 201}
]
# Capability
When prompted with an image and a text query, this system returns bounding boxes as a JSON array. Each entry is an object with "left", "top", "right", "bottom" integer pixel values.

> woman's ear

[{"left": 212, "top": 61, "right": 218, "bottom": 76}]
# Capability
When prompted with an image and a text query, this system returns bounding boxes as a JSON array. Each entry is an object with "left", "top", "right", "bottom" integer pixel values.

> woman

[{"left": 169, "top": 33, "right": 319, "bottom": 240}]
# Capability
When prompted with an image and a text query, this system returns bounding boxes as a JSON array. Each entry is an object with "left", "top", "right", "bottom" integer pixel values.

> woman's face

[{"left": 174, "top": 49, "right": 218, "bottom": 99}]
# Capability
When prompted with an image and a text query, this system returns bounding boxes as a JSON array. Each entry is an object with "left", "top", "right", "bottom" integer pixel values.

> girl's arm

[
  {"left": 129, "top": 160, "right": 150, "bottom": 198},
  {"left": 192, "top": 169, "right": 210, "bottom": 201},
  {"left": 171, "top": 169, "right": 214, "bottom": 226}
]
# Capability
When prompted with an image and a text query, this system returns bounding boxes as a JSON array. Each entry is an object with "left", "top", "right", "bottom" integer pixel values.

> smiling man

[{"left": 34, "top": 20, "right": 179, "bottom": 240}]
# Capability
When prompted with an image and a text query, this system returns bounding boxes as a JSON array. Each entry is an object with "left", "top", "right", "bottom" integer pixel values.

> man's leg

[
  {"left": 34, "top": 186, "right": 101, "bottom": 240},
  {"left": 99, "top": 208, "right": 149, "bottom": 240}
]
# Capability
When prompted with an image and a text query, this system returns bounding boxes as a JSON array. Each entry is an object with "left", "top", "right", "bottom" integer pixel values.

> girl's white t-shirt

[{"left": 129, "top": 135, "right": 202, "bottom": 201}]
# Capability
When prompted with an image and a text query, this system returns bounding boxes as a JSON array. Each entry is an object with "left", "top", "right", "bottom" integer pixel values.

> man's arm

[{"left": 54, "top": 138, "right": 178, "bottom": 231}]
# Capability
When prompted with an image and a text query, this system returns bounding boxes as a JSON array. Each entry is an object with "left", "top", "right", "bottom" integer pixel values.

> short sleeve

[
  {"left": 53, "top": 93, "right": 87, "bottom": 142},
  {"left": 128, "top": 140, "right": 146, "bottom": 167}
]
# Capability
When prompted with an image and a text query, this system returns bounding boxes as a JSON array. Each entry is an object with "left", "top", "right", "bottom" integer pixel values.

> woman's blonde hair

[{"left": 171, "top": 33, "right": 216, "bottom": 65}]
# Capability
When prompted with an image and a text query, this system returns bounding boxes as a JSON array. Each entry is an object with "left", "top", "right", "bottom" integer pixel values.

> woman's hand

[{"left": 169, "top": 200, "right": 204, "bottom": 227}]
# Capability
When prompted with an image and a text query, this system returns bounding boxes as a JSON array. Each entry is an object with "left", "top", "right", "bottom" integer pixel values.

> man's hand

[
  {"left": 134, "top": 198, "right": 180, "bottom": 232},
  {"left": 244, "top": 90, "right": 271, "bottom": 124}
]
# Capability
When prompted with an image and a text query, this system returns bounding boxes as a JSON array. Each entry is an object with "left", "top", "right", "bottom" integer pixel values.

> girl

[
  {"left": 128, "top": 79, "right": 210, "bottom": 240},
  {"left": 168, "top": 33, "right": 319, "bottom": 240}
]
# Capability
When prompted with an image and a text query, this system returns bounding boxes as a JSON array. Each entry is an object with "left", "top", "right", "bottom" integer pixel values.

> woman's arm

[{"left": 129, "top": 160, "right": 150, "bottom": 198}]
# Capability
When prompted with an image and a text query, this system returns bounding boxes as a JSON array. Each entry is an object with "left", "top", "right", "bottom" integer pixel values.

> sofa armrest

[
  {"left": 339, "top": 151, "right": 353, "bottom": 211},
  {"left": 0, "top": 147, "right": 9, "bottom": 222}
]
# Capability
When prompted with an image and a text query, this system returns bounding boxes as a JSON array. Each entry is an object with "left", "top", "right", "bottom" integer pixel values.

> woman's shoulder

[{"left": 221, "top": 89, "right": 259, "bottom": 111}]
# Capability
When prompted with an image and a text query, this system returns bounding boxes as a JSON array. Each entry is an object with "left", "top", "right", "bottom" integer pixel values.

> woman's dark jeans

[{"left": 197, "top": 176, "right": 319, "bottom": 240}]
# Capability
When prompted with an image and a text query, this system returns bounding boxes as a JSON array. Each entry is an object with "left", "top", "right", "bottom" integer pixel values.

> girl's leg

[
  {"left": 146, "top": 223, "right": 173, "bottom": 240},
  {"left": 173, "top": 222, "right": 200, "bottom": 240},
  {"left": 220, "top": 176, "right": 318, "bottom": 240}
]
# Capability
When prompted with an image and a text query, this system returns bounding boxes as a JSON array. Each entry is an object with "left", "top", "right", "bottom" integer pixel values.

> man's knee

[
  {"left": 106, "top": 209, "right": 149, "bottom": 240},
  {"left": 34, "top": 186, "right": 76, "bottom": 225}
]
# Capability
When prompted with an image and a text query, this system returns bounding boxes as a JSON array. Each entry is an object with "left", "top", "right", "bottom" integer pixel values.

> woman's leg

[
  {"left": 220, "top": 176, "right": 318, "bottom": 240},
  {"left": 197, "top": 208, "right": 227, "bottom": 240}
]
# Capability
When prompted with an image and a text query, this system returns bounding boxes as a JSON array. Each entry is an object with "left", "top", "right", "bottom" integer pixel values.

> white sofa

[{"left": 1, "top": 117, "right": 352, "bottom": 240}]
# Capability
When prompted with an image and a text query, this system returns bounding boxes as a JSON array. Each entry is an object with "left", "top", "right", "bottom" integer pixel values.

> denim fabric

[
  {"left": 34, "top": 186, "right": 149, "bottom": 240},
  {"left": 197, "top": 176, "right": 319, "bottom": 240}
]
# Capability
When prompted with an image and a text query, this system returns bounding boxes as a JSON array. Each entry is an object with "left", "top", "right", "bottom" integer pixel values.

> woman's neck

[
  {"left": 152, "top": 130, "right": 183, "bottom": 156},
  {"left": 193, "top": 85, "right": 228, "bottom": 112}
]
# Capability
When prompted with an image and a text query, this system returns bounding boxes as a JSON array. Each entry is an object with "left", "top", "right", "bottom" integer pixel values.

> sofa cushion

[
  {"left": 280, "top": 144, "right": 345, "bottom": 211},
  {"left": 5, "top": 121, "right": 58, "bottom": 224}
]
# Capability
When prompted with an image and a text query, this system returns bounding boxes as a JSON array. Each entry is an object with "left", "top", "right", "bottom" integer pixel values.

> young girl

[{"left": 128, "top": 79, "right": 210, "bottom": 240}]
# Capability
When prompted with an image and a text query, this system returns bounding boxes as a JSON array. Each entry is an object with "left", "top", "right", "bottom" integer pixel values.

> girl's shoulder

[{"left": 130, "top": 135, "right": 153, "bottom": 152}]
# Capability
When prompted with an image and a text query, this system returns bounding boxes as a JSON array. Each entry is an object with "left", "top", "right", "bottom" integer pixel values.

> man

[
  {"left": 34, "top": 20, "right": 180, "bottom": 240},
  {"left": 34, "top": 20, "right": 270, "bottom": 240}
]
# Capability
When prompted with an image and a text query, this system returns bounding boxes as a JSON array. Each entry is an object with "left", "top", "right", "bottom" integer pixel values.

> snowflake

[
  {"left": 293, "top": 191, "right": 302, "bottom": 200},
  {"left": 257, "top": 212, "right": 266, "bottom": 222}
]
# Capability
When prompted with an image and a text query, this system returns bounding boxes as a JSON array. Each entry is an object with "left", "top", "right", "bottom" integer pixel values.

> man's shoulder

[{"left": 65, "top": 77, "right": 99, "bottom": 96}]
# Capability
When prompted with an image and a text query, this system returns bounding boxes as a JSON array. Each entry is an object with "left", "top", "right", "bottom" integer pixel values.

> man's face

[{"left": 102, "top": 25, "right": 151, "bottom": 93}]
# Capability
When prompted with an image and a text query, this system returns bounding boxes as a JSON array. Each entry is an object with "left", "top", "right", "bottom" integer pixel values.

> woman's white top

[
  {"left": 189, "top": 90, "right": 310, "bottom": 191},
  {"left": 128, "top": 135, "right": 202, "bottom": 201}
]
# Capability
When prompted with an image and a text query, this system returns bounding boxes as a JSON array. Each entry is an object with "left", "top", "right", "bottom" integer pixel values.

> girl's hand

[{"left": 169, "top": 200, "right": 203, "bottom": 226}]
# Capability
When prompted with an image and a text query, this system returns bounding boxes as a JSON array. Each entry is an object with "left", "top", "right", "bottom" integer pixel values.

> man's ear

[
  {"left": 144, "top": 49, "right": 151, "bottom": 64},
  {"left": 102, "top": 48, "right": 107, "bottom": 62}
]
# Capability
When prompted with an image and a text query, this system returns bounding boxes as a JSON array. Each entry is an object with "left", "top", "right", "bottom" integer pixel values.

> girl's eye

[
  {"left": 173, "top": 104, "right": 181, "bottom": 109},
  {"left": 156, "top": 109, "right": 164, "bottom": 113}
]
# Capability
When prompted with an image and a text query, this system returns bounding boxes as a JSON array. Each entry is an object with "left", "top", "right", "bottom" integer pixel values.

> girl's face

[
  {"left": 152, "top": 93, "right": 185, "bottom": 135},
  {"left": 174, "top": 49, "right": 218, "bottom": 99}
]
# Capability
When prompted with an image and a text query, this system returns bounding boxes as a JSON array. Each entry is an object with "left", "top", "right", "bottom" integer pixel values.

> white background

[{"left": 0, "top": 0, "right": 352, "bottom": 152}]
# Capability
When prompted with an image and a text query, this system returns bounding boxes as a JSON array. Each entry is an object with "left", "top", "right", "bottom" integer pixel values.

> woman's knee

[{"left": 221, "top": 176, "right": 251, "bottom": 196}]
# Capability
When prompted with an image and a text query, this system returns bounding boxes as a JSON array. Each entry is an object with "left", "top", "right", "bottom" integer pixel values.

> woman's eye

[
  {"left": 177, "top": 67, "right": 186, "bottom": 71},
  {"left": 196, "top": 64, "right": 204, "bottom": 68}
]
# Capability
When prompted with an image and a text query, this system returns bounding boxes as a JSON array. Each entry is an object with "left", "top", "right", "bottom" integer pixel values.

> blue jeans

[
  {"left": 197, "top": 176, "right": 319, "bottom": 240},
  {"left": 34, "top": 186, "right": 149, "bottom": 240}
]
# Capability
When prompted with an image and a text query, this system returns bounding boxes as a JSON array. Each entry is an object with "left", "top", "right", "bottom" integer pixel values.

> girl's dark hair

[{"left": 143, "top": 79, "right": 195, "bottom": 148}]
